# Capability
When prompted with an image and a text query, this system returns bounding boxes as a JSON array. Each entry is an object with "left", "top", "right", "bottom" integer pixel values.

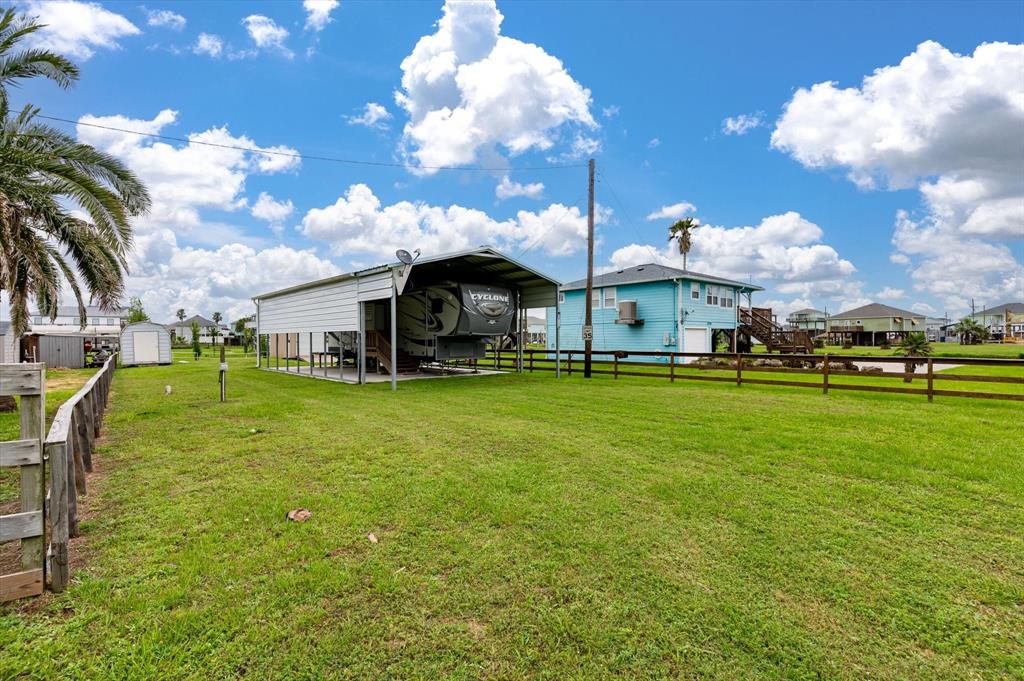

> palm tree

[
  {"left": 0, "top": 9, "right": 149, "bottom": 412},
  {"left": 894, "top": 332, "right": 932, "bottom": 383},
  {"left": 176, "top": 308, "right": 185, "bottom": 322},
  {"left": 0, "top": 10, "right": 149, "bottom": 334},
  {"left": 952, "top": 317, "right": 989, "bottom": 345},
  {"left": 667, "top": 217, "right": 700, "bottom": 270}
]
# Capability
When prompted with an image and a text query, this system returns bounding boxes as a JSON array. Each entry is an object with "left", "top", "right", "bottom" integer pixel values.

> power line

[
  {"left": 513, "top": 191, "right": 588, "bottom": 260},
  {"left": 597, "top": 168, "right": 664, "bottom": 264},
  {"left": 36, "top": 114, "right": 590, "bottom": 173}
]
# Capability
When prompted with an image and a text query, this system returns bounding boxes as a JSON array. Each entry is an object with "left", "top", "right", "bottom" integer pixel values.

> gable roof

[
  {"left": 561, "top": 263, "right": 763, "bottom": 292},
  {"left": 831, "top": 302, "right": 923, "bottom": 320},
  {"left": 254, "top": 247, "right": 560, "bottom": 307},
  {"left": 167, "top": 314, "right": 218, "bottom": 328},
  {"left": 977, "top": 302, "right": 1024, "bottom": 315}
]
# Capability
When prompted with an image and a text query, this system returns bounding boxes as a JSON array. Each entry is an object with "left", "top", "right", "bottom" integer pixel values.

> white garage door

[
  {"left": 133, "top": 331, "right": 160, "bottom": 363},
  {"left": 683, "top": 327, "right": 707, "bottom": 363}
]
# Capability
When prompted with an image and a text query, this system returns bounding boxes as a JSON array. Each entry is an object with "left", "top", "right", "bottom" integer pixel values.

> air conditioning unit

[{"left": 615, "top": 300, "right": 643, "bottom": 326}]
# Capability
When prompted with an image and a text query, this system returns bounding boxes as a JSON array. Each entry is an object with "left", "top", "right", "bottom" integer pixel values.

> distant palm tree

[
  {"left": 668, "top": 217, "right": 700, "bottom": 271},
  {"left": 212, "top": 312, "right": 222, "bottom": 345},
  {"left": 176, "top": 308, "right": 185, "bottom": 322},
  {"left": 952, "top": 317, "right": 988, "bottom": 345},
  {"left": 894, "top": 332, "right": 932, "bottom": 383}
]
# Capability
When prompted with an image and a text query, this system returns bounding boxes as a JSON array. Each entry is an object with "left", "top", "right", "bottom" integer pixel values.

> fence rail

[
  {"left": 488, "top": 349, "right": 1024, "bottom": 402},
  {"left": 0, "top": 354, "right": 117, "bottom": 602},
  {"left": 44, "top": 354, "right": 117, "bottom": 592}
]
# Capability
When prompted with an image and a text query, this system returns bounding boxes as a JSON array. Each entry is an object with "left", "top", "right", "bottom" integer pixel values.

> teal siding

[{"left": 546, "top": 278, "right": 742, "bottom": 360}]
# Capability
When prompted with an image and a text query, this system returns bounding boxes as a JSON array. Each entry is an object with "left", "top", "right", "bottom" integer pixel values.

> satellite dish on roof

[{"left": 396, "top": 248, "right": 420, "bottom": 265}]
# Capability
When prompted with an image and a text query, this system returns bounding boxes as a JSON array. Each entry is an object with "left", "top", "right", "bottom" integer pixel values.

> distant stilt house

[
  {"left": 826, "top": 303, "right": 926, "bottom": 346},
  {"left": 547, "top": 264, "right": 817, "bottom": 358},
  {"left": 973, "top": 302, "right": 1024, "bottom": 341},
  {"left": 786, "top": 308, "right": 828, "bottom": 334}
]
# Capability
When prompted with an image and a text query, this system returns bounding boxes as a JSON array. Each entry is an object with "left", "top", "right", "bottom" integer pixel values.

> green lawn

[
  {"left": 0, "top": 367, "right": 96, "bottom": 504},
  {"left": 805, "top": 343, "right": 1024, "bottom": 359},
  {"left": 1, "top": 351, "right": 1022, "bottom": 679}
]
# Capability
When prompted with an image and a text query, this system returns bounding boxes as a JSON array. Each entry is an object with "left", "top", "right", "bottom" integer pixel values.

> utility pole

[{"left": 583, "top": 158, "right": 595, "bottom": 378}]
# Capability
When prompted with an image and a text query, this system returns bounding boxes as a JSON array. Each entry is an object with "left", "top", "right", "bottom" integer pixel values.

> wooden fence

[
  {"left": 489, "top": 349, "right": 1024, "bottom": 402},
  {"left": 0, "top": 354, "right": 117, "bottom": 601}
]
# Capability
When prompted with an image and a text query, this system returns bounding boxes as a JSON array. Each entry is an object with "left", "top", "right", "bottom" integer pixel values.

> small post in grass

[
  {"left": 670, "top": 353, "right": 675, "bottom": 382},
  {"left": 614, "top": 353, "right": 619, "bottom": 379},
  {"left": 219, "top": 344, "right": 227, "bottom": 402},
  {"left": 735, "top": 352, "right": 742, "bottom": 387},
  {"left": 823, "top": 354, "right": 830, "bottom": 395},
  {"left": 927, "top": 358, "right": 934, "bottom": 402}
]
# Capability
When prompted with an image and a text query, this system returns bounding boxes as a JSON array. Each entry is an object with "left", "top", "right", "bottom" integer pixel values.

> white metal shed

[{"left": 120, "top": 322, "right": 172, "bottom": 366}]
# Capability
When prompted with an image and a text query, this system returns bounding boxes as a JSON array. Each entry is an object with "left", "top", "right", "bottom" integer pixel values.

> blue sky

[{"left": 10, "top": 0, "right": 1023, "bottom": 321}]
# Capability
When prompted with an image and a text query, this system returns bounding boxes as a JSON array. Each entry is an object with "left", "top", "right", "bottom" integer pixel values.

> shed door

[
  {"left": 134, "top": 331, "right": 160, "bottom": 363},
  {"left": 683, "top": 327, "right": 707, "bottom": 363}
]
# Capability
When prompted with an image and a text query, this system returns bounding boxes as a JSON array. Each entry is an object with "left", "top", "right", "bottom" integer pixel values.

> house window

[
  {"left": 91, "top": 317, "right": 100, "bottom": 325},
  {"left": 603, "top": 287, "right": 617, "bottom": 309},
  {"left": 558, "top": 292, "right": 565, "bottom": 304},
  {"left": 107, "top": 318, "right": 117, "bottom": 325},
  {"left": 33, "top": 316, "right": 42, "bottom": 324},
  {"left": 591, "top": 288, "right": 601, "bottom": 307},
  {"left": 721, "top": 291, "right": 733, "bottom": 309},
  {"left": 706, "top": 285, "right": 719, "bottom": 307},
  {"left": 690, "top": 283, "right": 700, "bottom": 300}
]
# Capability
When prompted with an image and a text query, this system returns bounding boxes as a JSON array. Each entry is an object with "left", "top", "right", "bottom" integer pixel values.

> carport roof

[{"left": 253, "top": 247, "right": 561, "bottom": 305}]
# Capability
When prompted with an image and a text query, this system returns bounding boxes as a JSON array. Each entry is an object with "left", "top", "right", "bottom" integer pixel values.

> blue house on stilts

[{"left": 547, "top": 263, "right": 765, "bottom": 361}]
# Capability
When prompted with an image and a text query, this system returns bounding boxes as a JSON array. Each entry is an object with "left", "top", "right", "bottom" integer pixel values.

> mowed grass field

[{"left": 1, "top": 350, "right": 1022, "bottom": 679}]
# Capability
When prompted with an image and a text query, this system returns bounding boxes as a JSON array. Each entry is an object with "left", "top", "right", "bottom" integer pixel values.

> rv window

[
  {"left": 431, "top": 298, "right": 444, "bottom": 314},
  {"left": 603, "top": 287, "right": 617, "bottom": 309}
]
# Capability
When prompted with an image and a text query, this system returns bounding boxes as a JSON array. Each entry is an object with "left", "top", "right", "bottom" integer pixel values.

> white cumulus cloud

[
  {"left": 646, "top": 201, "right": 696, "bottom": 221},
  {"left": 647, "top": 137, "right": 661, "bottom": 148},
  {"left": 251, "top": 192, "right": 295, "bottom": 237},
  {"left": 145, "top": 8, "right": 186, "bottom": 30},
  {"left": 395, "top": 0, "right": 595, "bottom": 173},
  {"left": 76, "top": 109, "right": 301, "bottom": 235},
  {"left": 242, "top": 14, "right": 292, "bottom": 57},
  {"left": 193, "top": 33, "right": 223, "bottom": 58},
  {"left": 609, "top": 211, "right": 859, "bottom": 306},
  {"left": 721, "top": 112, "right": 764, "bottom": 136},
  {"left": 495, "top": 176, "right": 544, "bottom": 201},
  {"left": 346, "top": 102, "right": 392, "bottom": 129},
  {"left": 304, "top": 0, "right": 340, "bottom": 32},
  {"left": 21, "top": 0, "right": 139, "bottom": 60},
  {"left": 771, "top": 40, "right": 1024, "bottom": 311},
  {"left": 300, "top": 183, "right": 602, "bottom": 260}
]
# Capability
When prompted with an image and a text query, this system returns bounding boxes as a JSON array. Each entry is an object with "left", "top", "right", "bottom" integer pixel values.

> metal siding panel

[
  {"left": 357, "top": 272, "right": 393, "bottom": 302},
  {"left": 260, "top": 279, "right": 359, "bottom": 333}
]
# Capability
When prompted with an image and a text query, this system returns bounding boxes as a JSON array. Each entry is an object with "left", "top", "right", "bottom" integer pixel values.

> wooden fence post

[
  {"left": 20, "top": 384, "right": 44, "bottom": 575},
  {"left": 927, "top": 358, "right": 934, "bottom": 402},
  {"left": 670, "top": 354, "right": 675, "bottom": 382},
  {"left": 823, "top": 354, "right": 830, "bottom": 395},
  {"left": 567, "top": 352, "right": 572, "bottom": 375},
  {"left": 735, "top": 353, "right": 742, "bottom": 387},
  {"left": 614, "top": 354, "right": 619, "bottom": 379},
  {"left": 529, "top": 351, "right": 534, "bottom": 373},
  {"left": 47, "top": 440, "right": 69, "bottom": 592}
]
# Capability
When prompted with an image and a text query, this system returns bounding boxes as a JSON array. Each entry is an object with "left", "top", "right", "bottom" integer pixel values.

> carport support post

[
  {"left": 357, "top": 302, "right": 366, "bottom": 385},
  {"left": 390, "top": 283, "right": 398, "bottom": 391},
  {"left": 554, "top": 296, "right": 561, "bottom": 379}
]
